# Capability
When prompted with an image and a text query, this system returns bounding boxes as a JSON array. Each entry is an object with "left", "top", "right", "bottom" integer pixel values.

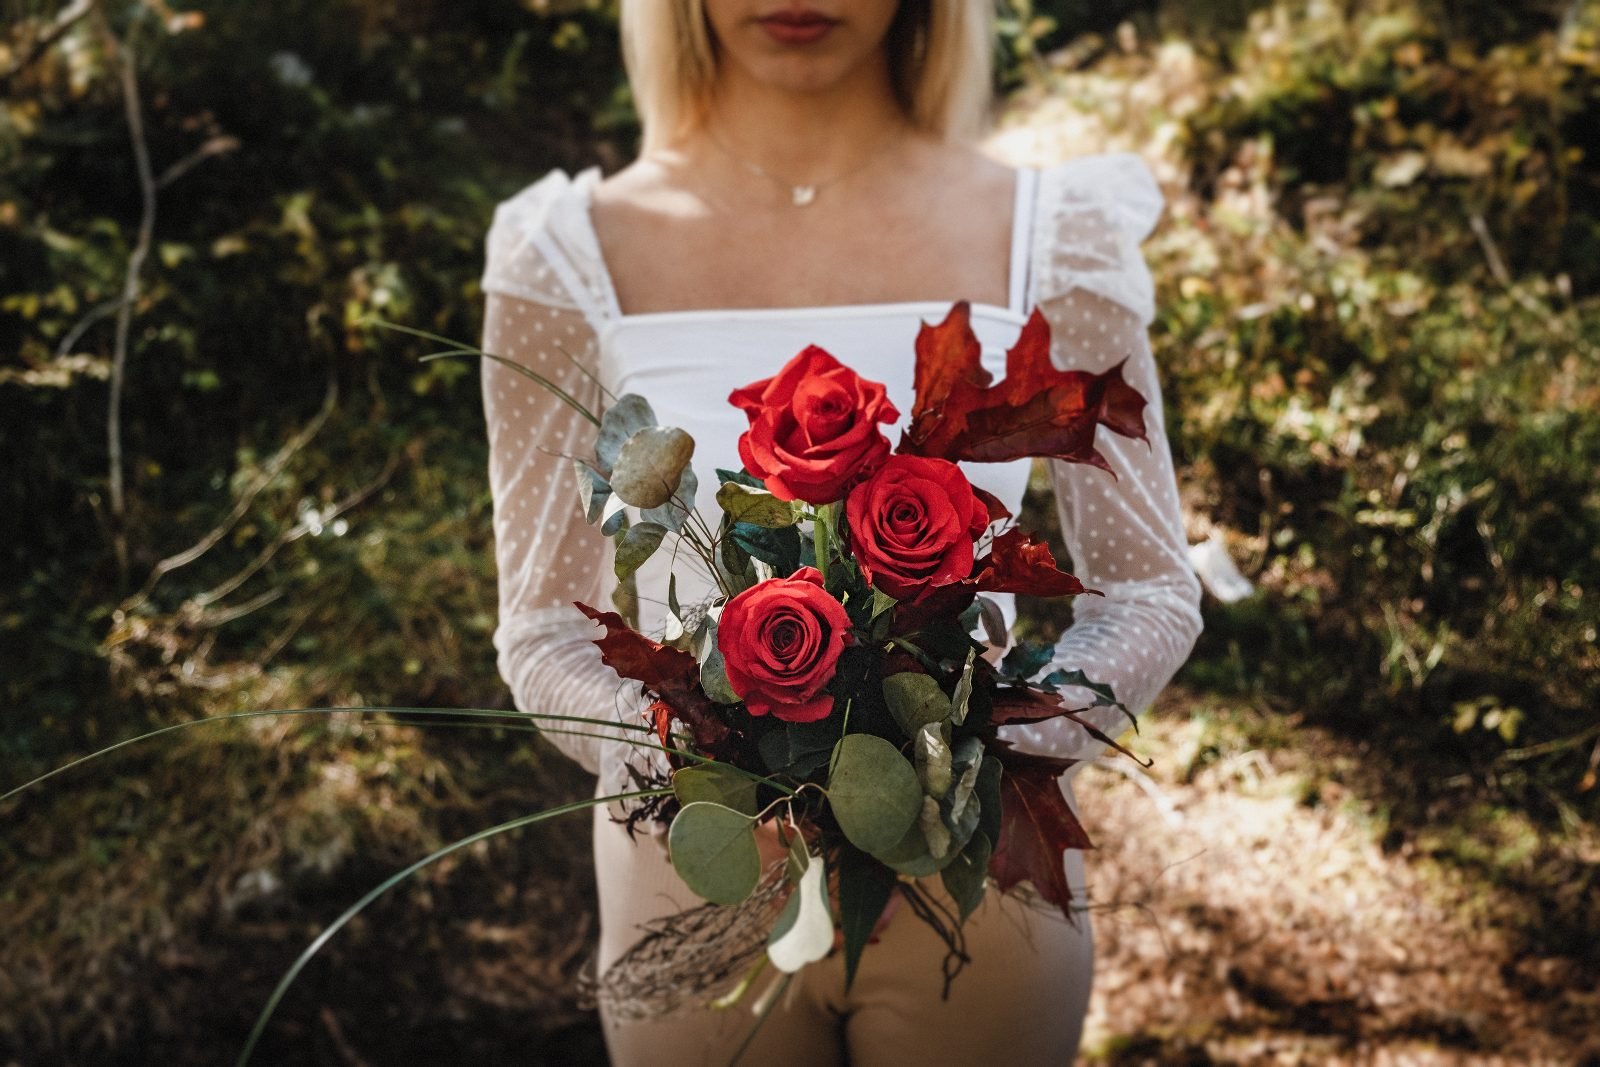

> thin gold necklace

[{"left": 706, "top": 129, "right": 904, "bottom": 207}]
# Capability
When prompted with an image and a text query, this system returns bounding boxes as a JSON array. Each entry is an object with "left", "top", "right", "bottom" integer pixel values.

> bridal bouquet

[{"left": 563, "top": 301, "right": 1149, "bottom": 1003}]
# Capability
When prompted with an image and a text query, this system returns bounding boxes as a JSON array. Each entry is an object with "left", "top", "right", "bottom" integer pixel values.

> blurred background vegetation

[{"left": 1, "top": 0, "right": 1596, "bottom": 1063}]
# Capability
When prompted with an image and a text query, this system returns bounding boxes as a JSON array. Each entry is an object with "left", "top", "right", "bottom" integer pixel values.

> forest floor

[{"left": 1070, "top": 691, "right": 1600, "bottom": 1066}]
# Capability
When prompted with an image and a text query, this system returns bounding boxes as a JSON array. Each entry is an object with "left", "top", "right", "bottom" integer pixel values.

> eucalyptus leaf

[
  {"left": 882, "top": 672, "right": 951, "bottom": 739},
  {"left": 767, "top": 852, "right": 833, "bottom": 973},
  {"left": 758, "top": 719, "right": 838, "bottom": 777},
  {"left": 672, "top": 764, "right": 757, "bottom": 816},
  {"left": 700, "top": 645, "right": 740, "bottom": 705},
  {"left": 614, "top": 521, "right": 668, "bottom": 580},
  {"left": 947, "top": 737, "right": 985, "bottom": 824},
  {"left": 716, "top": 481, "right": 800, "bottom": 528},
  {"left": 919, "top": 795, "right": 952, "bottom": 860},
  {"left": 940, "top": 831, "right": 992, "bottom": 922},
  {"left": 975, "top": 756, "right": 1003, "bottom": 846},
  {"left": 914, "top": 722, "right": 953, "bottom": 798},
  {"left": 871, "top": 817, "right": 941, "bottom": 877},
  {"left": 600, "top": 492, "right": 629, "bottom": 537},
  {"left": 642, "top": 465, "right": 698, "bottom": 534},
  {"left": 950, "top": 647, "right": 977, "bottom": 726},
  {"left": 611, "top": 426, "right": 695, "bottom": 509},
  {"left": 827, "top": 734, "right": 922, "bottom": 855},
  {"left": 667, "top": 801, "right": 760, "bottom": 906},
  {"left": 596, "top": 394, "right": 657, "bottom": 471},
  {"left": 573, "top": 459, "right": 611, "bottom": 524}
]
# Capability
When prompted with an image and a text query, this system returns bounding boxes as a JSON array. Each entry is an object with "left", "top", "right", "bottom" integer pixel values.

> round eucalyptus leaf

[
  {"left": 614, "top": 521, "right": 667, "bottom": 580},
  {"left": 672, "top": 764, "right": 757, "bottom": 816},
  {"left": 612, "top": 426, "right": 695, "bottom": 509},
  {"left": 827, "top": 734, "right": 922, "bottom": 855},
  {"left": 596, "top": 394, "right": 657, "bottom": 471},
  {"left": 667, "top": 801, "right": 760, "bottom": 906},
  {"left": 871, "top": 817, "right": 942, "bottom": 877}
]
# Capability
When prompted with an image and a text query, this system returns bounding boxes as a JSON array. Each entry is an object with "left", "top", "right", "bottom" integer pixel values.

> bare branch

[
  {"left": 98, "top": 10, "right": 158, "bottom": 583},
  {"left": 125, "top": 379, "right": 339, "bottom": 610},
  {"left": 0, "top": 0, "right": 96, "bottom": 89}
]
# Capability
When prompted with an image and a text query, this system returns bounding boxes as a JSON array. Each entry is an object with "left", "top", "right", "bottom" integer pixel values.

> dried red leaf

[
  {"left": 975, "top": 528, "right": 1095, "bottom": 598},
  {"left": 899, "top": 302, "right": 1148, "bottom": 468},
  {"left": 574, "top": 603, "right": 732, "bottom": 753},
  {"left": 988, "top": 747, "right": 1092, "bottom": 922}
]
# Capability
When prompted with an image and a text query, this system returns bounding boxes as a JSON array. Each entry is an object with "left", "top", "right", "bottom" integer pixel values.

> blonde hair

[{"left": 619, "top": 0, "right": 995, "bottom": 151}]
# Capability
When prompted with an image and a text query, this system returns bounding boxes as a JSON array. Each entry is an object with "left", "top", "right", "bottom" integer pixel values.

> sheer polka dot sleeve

[
  {"left": 481, "top": 283, "right": 635, "bottom": 782},
  {"left": 1000, "top": 157, "right": 1203, "bottom": 770}
]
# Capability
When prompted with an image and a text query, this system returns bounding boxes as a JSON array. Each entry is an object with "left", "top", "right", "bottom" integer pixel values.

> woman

[{"left": 479, "top": 1, "right": 1202, "bottom": 1062}]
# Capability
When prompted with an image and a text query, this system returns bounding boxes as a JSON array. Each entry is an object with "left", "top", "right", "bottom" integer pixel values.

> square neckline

[{"left": 573, "top": 165, "right": 1039, "bottom": 328}]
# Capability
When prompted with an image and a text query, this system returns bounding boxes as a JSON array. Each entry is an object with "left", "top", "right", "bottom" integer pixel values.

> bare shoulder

[
  {"left": 905, "top": 137, "right": 1017, "bottom": 203},
  {"left": 590, "top": 155, "right": 702, "bottom": 231}
]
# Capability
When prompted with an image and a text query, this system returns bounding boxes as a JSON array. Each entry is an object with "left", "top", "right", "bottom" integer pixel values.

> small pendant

[{"left": 791, "top": 184, "right": 817, "bottom": 207}]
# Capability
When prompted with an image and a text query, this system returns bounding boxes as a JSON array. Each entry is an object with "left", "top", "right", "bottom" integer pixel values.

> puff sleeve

[
  {"left": 1001, "top": 154, "right": 1204, "bottom": 771},
  {"left": 480, "top": 172, "right": 641, "bottom": 787}
]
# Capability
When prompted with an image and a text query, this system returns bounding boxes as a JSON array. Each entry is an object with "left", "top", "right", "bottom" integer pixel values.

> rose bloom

[
  {"left": 844, "top": 454, "right": 991, "bottom": 601},
  {"left": 729, "top": 346, "right": 899, "bottom": 506},
  {"left": 717, "top": 567, "right": 850, "bottom": 723}
]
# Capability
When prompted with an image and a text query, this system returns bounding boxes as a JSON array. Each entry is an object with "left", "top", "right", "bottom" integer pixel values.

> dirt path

[{"left": 1071, "top": 693, "right": 1598, "bottom": 1065}]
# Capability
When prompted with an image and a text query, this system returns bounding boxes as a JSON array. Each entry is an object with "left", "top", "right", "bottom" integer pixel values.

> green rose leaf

[
  {"left": 672, "top": 764, "right": 757, "bottom": 816},
  {"left": 883, "top": 672, "right": 951, "bottom": 739},
  {"left": 614, "top": 521, "right": 668, "bottom": 580},
  {"left": 667, "top": 801, "right": 760, "bottom": 906},
  {"left": 611, "top": 426, "right": 695, "bottom": 509},
  {"left": 716, "top": 481, "right": 800, "bottom": 528},
  {"left": 827, "top": 733, "right": 922, "bottom": 855}
]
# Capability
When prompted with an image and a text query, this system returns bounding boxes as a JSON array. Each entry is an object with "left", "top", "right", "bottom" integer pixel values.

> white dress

[{"left": 477, "top": 154, "right": 1204, "bottom": 1060}]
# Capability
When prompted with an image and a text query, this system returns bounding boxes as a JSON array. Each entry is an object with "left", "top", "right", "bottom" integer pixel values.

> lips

[{"left": 757, "top": 8, "right": 839, "bottom": 46}]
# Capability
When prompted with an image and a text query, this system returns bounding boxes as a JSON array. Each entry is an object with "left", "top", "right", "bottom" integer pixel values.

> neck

[{"left": 690, "top": 55, "right": 910, "bottom": 184}]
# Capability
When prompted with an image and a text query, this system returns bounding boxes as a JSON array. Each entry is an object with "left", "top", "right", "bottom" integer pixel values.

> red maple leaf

[
  {"left": 987, "top": 686, "right": 1144, "bottom": 763},
  {"left": 987, "top": 747, "right": 1093, "bottom": 922},
  {"left": 574, "top": 603, "right": 732, "bottom": 754},
  {"left": 974, "top": 528, "right": 1095, "bottom": 598},
  {"left": 899, "top": 301, "right": 1149, "bottom": 469}
]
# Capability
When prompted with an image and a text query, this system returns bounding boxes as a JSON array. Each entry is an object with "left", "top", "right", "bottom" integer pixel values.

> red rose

[
  {"left": 844, "top": 455, "right": 991, "bottom": 601},
  {"left": 718, "top": 567, "right": 850, "bottom": 723},
  {"left": 730, "top": 347, "right": 899, "bottom": 506}
]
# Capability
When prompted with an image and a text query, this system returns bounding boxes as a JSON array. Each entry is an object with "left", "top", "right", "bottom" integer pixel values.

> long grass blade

[
  {"left": 235, "top": 787, "right": 669, "bottom": 1066},
  {"left": 365, "top": 316, "right": 599, "bottom": 426},
  {"left": 0, "top": 706, "right": 647, "bottom": 804}
]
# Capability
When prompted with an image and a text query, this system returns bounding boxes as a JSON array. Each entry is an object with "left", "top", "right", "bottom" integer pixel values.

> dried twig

[
  {"left": 97, "top": 9, "right": 157, "bottom": 581},
  {"left": 0, "top": 0, "right": 96, "bottom": 89},
  {"left": 124, "top": 379, "right": 339, "bottom": 610}
]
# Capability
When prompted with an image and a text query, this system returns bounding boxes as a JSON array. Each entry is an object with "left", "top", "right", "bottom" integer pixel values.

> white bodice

[{"left": 477, "top": 154, "right": 1202, "bottom": 792}]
